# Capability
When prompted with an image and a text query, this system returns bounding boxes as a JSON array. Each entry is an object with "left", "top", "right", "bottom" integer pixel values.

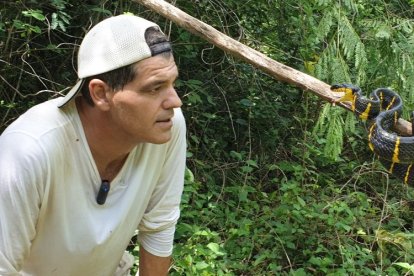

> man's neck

[{"left": 76, "top": 97, "right": 133, "bottom": 181}]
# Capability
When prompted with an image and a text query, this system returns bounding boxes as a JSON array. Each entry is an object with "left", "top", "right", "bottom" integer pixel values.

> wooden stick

[{"left": 134, "top": 0, "right": 412, "bottom": 136}]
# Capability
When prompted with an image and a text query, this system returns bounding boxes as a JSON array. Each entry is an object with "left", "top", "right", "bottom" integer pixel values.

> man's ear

[{"left": 88, "top": 79, "right": 111, "bottom": 111}]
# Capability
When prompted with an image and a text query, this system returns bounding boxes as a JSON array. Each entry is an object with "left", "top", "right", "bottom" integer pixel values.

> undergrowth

[{"left": 171, "top": 141, "right": 414, "bottom": 275}]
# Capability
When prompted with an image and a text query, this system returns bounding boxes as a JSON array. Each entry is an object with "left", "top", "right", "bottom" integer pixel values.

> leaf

[
  {"left": 185, "top": 167, "right": 194, "bottom": 183},
  {"left": 394, "top": 262, "right": 414, "bottom": 273},
  {"left": 29, "top": 26, "right": 41, "bottom": 34},
  {"left": 357, "top": 229, "right": 367, "bottom": 236},
  {"left": 51, "top": 13, "right": 59, "bottom": 30},
  {"left": 297, "top": 196, "right": 306, "bottom": 207},
  {"left": 195, "top": 261, "right": 209, "bottom": 270},
  {"left": 207, "top": 242, "right": 225, "bottom": 256},
  {"left": 230, "top": 150, "right": 243, "bottom": 160},
  {"left": 91, "top": 7, "right": 113, "bottom": 16},
  {"left": 238, "top": 189, "right": 248, "bottom": 201},
  {"left": 241, "top": 165, "right": 253, "bottom": 173},
  {"left": 240, "top": 98, "right": 253, "bottom": 107},
  {"left": 375, "top": 25, "right": 392, "bottom": 39},
  {"left": 58, "top": 21, "right": 66, "bottom": 32},
  {"left": 59, "top": 11, "right": 71, "bottom": 24},
  {"left": 245, "top": 159, "right": 258, "bottom": 168},
  {"left": 22, "top": 9, "right": 45, "bottom": 21},
  {"left": 375, "top": 30, "right": 391, "bottom": 39}
]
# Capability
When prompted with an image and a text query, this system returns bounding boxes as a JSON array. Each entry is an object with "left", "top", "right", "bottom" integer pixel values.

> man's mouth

[
  {"left": 156, "top": 118, "right": 172, "bottom": 123},
  {"left": 155, "top": 117, "right": 174, "bottom": 128}
]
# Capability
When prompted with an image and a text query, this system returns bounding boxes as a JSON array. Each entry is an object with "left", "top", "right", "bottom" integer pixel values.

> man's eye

[{"left": 150, "top": 86, "right": 161, "bottom": 93}]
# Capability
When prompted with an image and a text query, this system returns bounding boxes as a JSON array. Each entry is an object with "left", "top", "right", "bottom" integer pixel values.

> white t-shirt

[{"left": 0, "top": 98, "right": 186, "bottom": 275}]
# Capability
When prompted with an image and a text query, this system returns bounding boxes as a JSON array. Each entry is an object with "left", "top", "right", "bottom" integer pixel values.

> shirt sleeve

[
  {"left": 138, "top": 108, "right": 187, "bottom": 257},
  {"left": 0, "top": 132, "right": 46, "bottom": 274}
]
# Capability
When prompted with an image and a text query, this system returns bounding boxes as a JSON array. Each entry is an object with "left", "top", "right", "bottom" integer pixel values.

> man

[{"left": 0, "top": 14, "right": 186, "bottom": 275}]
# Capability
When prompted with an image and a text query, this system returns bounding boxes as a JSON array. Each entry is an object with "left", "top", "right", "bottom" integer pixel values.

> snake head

[{"left": 330, "top": 83, "right": 359, "bottom": 102}]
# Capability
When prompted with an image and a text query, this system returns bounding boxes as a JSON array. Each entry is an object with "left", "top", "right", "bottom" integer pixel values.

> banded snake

[{"left": 331, "top": 84, "right": 414, "bottom": 185}]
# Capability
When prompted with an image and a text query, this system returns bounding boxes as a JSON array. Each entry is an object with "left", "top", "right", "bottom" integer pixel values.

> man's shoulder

[
  {"left": 2, "top": 98, "right": 75, "bottom": 140},
  {"left": 1, "top": 98, "right": 79, "bottom": 161}
]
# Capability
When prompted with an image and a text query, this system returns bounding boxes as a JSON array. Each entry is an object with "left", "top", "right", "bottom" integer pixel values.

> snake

[{"left": 330, "top": 83, "right": 414, "bottom": 186}]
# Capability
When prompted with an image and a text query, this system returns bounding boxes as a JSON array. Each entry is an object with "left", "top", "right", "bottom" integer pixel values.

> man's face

[{"left": 107, "top": 54, "right": 182, "bottom": 144}]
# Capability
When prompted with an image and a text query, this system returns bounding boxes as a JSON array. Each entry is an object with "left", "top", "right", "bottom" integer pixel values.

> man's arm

[
  {"left": 0, "top": 133, "right": 45, "bottom": 273},
  {"left": 139, "top": 247, "right": 170, "bottom": 276},
  {"left": 137, "top": 108, "right": 186, "bottom": 274}
]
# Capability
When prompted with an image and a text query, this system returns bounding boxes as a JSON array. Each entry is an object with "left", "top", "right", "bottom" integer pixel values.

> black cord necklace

[{"left": 96, "top": 180, "right": 110, "bottom": 205}]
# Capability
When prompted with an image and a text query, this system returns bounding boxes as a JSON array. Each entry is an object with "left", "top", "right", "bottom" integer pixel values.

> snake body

[{"left": 331, "top": 84, "right": 414, "bottom": 185}]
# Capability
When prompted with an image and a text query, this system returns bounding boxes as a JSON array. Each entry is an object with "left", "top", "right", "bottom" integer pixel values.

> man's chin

[{"left": 147, "top": 134, "right": 172, "bottom": 145}]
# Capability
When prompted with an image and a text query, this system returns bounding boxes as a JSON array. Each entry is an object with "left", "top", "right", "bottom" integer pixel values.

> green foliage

[
  {"left": 176, "top": 154, "right": 414, "bottom": 274},
  {"left": 2, "top": 0, "right": 414, "bottom": 275},
  {"left": 309, "top": 0, "right": 414, "bottom": 160},
  {"left": 169, "top": 0, "right": 414, "bottom": 274}
]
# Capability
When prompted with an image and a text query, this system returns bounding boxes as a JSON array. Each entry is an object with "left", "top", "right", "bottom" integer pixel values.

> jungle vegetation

[{"left": 1, "top": 0, "right": 414, "bottom": 274}]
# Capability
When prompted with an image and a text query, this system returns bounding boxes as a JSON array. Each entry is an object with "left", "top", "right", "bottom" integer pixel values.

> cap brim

[{"left": 57, "top": 79, "right": 85, "bottom": 108}]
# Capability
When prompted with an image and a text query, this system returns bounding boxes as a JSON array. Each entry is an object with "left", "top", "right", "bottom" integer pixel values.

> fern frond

[
  {"left": 316, "top": 0, "right": 332, "bottom": 8},
  {"left": 332, "top": 53, "right": 351, "bottom": 83},
  {"left": 355, "top": 42, "right": 367, "bottom": 83},
  {"left": 313, "top": 103, "right": 351, "bottom": 160},
  {"left": 313, "top": 103, "right": 332, "bottom": 136},
  {"left": 344, "top": 111, "right": 356, "bottom": 134},
  {"left": 316, "top": 12, "right": 334, "bottom": 42},
  {"left": 341, "top": 0, "right": 358, "bottom": 13},
  {"left": 334, "top": 12, "right": 368, "bottom": 83},
  {"left": 324, "top": 108, "right": 344, "bottom": 160},
  {"left": 314, "top": 39, "right": 352, "bottom": 84}
]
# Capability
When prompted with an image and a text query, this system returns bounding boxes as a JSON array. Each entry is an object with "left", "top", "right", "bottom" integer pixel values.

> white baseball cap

[{"left": 58, "top": 14, "right": 171, "bottom": 107}]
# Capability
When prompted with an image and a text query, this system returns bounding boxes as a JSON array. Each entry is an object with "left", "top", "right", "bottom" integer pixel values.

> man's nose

[{"left": 163, "top": 87, "right": 182, "bottom": 109}]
